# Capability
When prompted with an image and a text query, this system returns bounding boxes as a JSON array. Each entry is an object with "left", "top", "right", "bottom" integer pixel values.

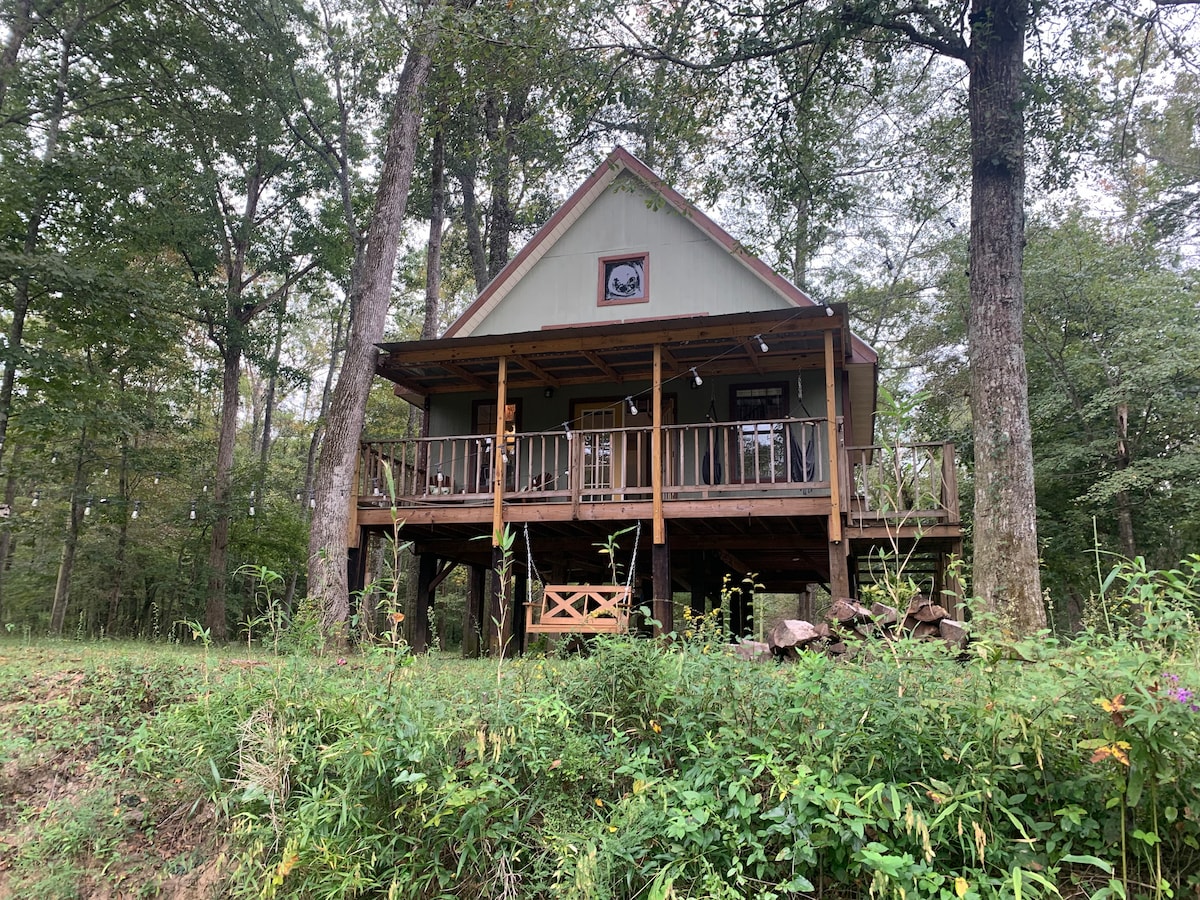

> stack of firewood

[{"left": 735, "top": 594, "right": 969, "bottom": 661}]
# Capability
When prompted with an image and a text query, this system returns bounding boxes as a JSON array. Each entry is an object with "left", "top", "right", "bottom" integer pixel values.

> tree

[
  {"left": 614, "top": 0, "right": 1050, "bottom": 628},
  {"left": 308, "top": 3, "right": 446, "bottom": 643}
]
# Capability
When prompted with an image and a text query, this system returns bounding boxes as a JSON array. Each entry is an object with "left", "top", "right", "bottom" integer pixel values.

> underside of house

[{"left": 348, "top": 149, "right": 962, "bottom": 654}]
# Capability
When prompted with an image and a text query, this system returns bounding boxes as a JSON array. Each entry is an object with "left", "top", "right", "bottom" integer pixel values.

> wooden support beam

[
  {"left": 463, "top": 564, "right": 486, "bottom": 658},
  {"left": 441, "top": 361, "right": 490, "bottom": 391},
  {"left": 512, "top": 354, "right": 561, "bottom": 387},
  {"left": 583, "top": 350, "right": 623, "bottom": 383},
  {"left": 413, "top": 552, "right": 437, "bottom": 654},
  {"left": 429, "top": 559, "right": 458, "bottom": 593},
  {"left": 828, "top": 540, "right": 851, "bottom": 601},
  {"left": 824, "top": 329, "right": 843, "bottom": 543},
  {"left": 652, "top": 541, "right": 672, "bottom": 637},
  {"left": 652, "top": 344, "right": 664, "bottom": 545},
  {"left": 492, "top": 357, "right": 507, "bottom": 546}
]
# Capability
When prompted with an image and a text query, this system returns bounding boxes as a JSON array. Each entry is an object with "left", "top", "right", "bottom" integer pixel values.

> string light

[
  {"left": 690, "top": 367, "right": 703, "bottom": 388},
  {"left": 755, "top": 334, "right": 769, "bottom": 353},
  {"left": 189, "top": 501, "right": 197, "bottom": 520},
  {"left": 83, "top": 498, "right": 93, "bottom": 516},
  {"left": 31, "top": 490, "right": 40, "bottom": 508},
  {"left": 626, "top": 397, "right": 638, "bottom": 416},
  {"left": 309, "top": 491, "right": 316, "bottom": 510},
  {"left": 154, "top": 473, "right": 160, "bottom": 484},
  {"left": 131, "top": 500, "right": 141, "bottom": 520},
  {"left": 248, "top": 489, "right": 255, "bottom": 517}
]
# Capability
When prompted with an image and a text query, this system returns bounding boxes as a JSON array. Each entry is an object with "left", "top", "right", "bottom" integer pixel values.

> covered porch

[{"left": 354, "top": 306, "right": 962, "bottom": 653}]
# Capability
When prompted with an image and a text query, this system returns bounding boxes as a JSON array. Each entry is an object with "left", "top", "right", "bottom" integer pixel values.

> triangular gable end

[{"left": 444, "top": 147, "right": 876, "bottom": 367}]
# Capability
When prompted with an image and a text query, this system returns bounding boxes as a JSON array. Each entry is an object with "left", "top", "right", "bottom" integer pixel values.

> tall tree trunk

[
  {"left": 50, "top": 427, "right": 89, "bottom": 635},
  {"left": 966, "top": 0, "right": 1044, "bottom": 630},
  {"left": 205, "top": 340, "right": 242, "bottom": 640},
  {"left": 1114, "top": 401, "right": 1136, "bottom": 557},
  {"left": 260, "top": 297, "right": 286, "bottom": 471},
  {"left": 0, "top": 27, "right": 70, "bottom": 474},
  {"left": 106, "top": 442, "right": 130, "bottom": 635},
  {"left": 0, "top": 457, "right": 19, "bottom": 622},
  {"left": 424, "top": 126, "right": 446, "bottom": 340},
  {"left": 456, "top": 159, "right": 490, "bottom": 292},
  {"left": 309, "top": 10, "right": 441, "bottom": 645},
  {"left": 0, "top": 0, "right": 33, "bottom": 116}
]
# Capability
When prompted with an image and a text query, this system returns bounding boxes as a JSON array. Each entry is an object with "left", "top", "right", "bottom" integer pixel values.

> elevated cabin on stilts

[{"left": 350, "top": 147, "right": 963, "bottom": 655}]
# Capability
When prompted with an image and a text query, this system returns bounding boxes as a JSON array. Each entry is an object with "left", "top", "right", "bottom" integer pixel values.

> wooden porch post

[
  {"left": 824, "top": 329, "right": 843, "bottom": 543},
  {"left": 463, "top": 563, "right": 486, "bottom": 658},
  {"left": 492, "top": 356, "right": 508, "bottom": 547},
  {"left": 650, "top": 345, "right": 672, "bottom": 636},
  {"left": 413, "top": 552, "right": 437, "bottom": 654},
  {"left": 824, "top": 327, "right": 850, "bottom": 600},
  {"left": 652, "top": 540, "right": 672, "bottom": 637}
]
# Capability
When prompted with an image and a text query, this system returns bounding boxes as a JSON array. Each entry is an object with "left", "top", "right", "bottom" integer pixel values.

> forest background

[{"left": 1, "top": 0, "right": 1198, "bottom": 644}]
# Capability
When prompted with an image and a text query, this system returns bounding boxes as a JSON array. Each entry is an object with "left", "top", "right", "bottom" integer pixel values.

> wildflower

[
  {"left": 336, "top": 657, "right": 347, "bottom": 666},
  {"left": 595, "top": 798, "right": 605, "bottom": 808}
]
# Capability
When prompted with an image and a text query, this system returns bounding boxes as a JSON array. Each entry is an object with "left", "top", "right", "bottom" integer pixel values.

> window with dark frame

[{"left": 730, "top": 383, "right": 790, "bottom": 483}]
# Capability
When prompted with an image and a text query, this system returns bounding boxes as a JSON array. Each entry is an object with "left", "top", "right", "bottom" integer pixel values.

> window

[
  {"left": 598, "top": 253, "right": 649, "bottom": 306},
  {"left": 730, "top": 383, "right": 793, "bottom": 483}
]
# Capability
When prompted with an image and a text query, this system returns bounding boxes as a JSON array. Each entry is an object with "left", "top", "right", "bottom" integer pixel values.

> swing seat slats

[{"left": 525, "top": 585, "right": 632, "bottom": 634}]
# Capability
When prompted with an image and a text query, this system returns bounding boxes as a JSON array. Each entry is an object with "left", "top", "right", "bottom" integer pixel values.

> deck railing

[
  {"left": 357, "top": 417, "right": 831, "bottom": 506},
  {"left": 846, "top": 442, "right": 959, "bottom": 525}
]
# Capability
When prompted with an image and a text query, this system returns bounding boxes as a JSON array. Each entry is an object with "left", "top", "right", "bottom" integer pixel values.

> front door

[{"left": 576, "top": 401, "right": 624, "bottom": 499}]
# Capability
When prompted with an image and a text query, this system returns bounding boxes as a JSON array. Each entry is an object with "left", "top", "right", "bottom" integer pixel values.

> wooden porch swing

[{"left": 523, "top": 522, "right": 638, "bottom": 636}]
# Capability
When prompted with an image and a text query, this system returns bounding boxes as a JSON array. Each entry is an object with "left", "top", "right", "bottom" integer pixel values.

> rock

[
  {"left": 731, "top": 640, "right": 771, "bottom": 662},
  {"left": 906, "top": 594, "right": 933, "bottom": 614},
  {"left": 870, "top": 602, "right": 899, "bottom": 625},
  {"left": 827, "top": 598, "right": 873, "bottom": 624},
  {"left": 768, "top": 619, "right": 819, "bottom": 652},
  {"left": 939, "top": 619, "right": 969, "bottom": 650},
  {"left": 911, "top": 603, "right": 950, "bottom": 623},
  {"left": 910, "top": 621, "right": 941, "bottom": 639}
]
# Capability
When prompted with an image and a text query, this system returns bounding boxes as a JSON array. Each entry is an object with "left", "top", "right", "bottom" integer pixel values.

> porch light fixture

[
  {"left": 755, "top": 334, "right": 769, "bottom": 353},
  {"left": 825, "top": 306, "right": 834, "bottom": 317},
  {"left": 690, "top": 367, "right": 703, "bottom": 388},
  {"left": 626, "top": 397, "right": 638, "bottom": 417}
]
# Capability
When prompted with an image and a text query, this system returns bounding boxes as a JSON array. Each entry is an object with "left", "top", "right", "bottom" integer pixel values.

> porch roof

[{"left": 377, "top": 305, "right": 876, "bottom": 439}]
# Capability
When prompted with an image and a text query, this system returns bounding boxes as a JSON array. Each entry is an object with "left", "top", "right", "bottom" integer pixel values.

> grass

[{"left": 1, "top": 568, "right": 1199, "bottom": 899}]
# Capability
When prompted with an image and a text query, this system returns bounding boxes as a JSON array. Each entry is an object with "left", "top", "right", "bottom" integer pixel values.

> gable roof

[{"left": 443, "top": 147, "right": 876, "bottom": 366}]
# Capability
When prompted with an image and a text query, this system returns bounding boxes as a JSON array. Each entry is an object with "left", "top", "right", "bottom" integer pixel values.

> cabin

[{"left": 351, "top": 148, "right": 962, "bottom": 655}]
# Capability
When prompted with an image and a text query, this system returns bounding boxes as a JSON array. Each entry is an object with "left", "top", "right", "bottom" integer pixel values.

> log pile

[{"left": 763, "top": 594, "right": 969, "bottom": 660}]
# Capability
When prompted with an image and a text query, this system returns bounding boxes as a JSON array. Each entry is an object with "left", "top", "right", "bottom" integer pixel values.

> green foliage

[{"left": 97, "top": 561, "right": 1198, "bottom": 897}]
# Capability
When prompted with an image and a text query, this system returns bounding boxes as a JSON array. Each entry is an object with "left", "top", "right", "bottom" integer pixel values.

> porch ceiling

[{"left": 377, "top": 305, "right": 865, "bottom": 400}]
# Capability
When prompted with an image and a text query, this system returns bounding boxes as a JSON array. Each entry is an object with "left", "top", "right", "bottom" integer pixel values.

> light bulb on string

[
  {"left": 131, "top": 501, "right": 141, "bottom": 520},
  {"left": 83, "top": 498, "right": 93, "bottom": 516},
  {"left": 31, "top": 490, "right": 40, "bottom": 508},
  {"left": 627, "top": 397, "right": 638, "bottom": 417},
  {"left": 154, "top": 473, "right": 160, "bottom": 485},
  {"left": 690, "top": 367, "right": 703, "bottom": 388},
  {"left": 755, "top": 334, "right": 769, "bottom": 353},
  {"left": 189, "top": 501, "right": 197, "bottom": 521}
]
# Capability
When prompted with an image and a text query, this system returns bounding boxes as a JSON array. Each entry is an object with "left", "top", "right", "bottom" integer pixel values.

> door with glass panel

[{"left": 576, "top": 402, "right": 623, "bottom": 499}]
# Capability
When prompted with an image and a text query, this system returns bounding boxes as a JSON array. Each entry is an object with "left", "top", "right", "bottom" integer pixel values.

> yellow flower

[{"left": 954, "top": 876, "right": 969, "bottom": 898}]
